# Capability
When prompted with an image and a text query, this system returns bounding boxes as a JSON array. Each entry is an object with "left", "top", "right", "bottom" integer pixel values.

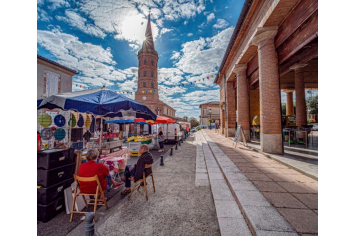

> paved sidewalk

[
  {"left": 204, "top": 130, "right": 318, "bottom": 235},
  {"left": 94, "top": 135, "right": 220, "bottom": 236}
]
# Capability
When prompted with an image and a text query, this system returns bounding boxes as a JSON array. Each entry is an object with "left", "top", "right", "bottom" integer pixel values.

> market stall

[{"left": 37, "top": 87, "right": 156, "bottom": 222}]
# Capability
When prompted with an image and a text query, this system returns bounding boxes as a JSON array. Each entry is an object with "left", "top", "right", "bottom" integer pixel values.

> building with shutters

[{"left": 37, "top": 54, "right": 78, "bottom": 99}]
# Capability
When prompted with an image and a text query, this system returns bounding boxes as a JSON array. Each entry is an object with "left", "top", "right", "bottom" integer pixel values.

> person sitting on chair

[
  {"left": 78, "top": 149, "right": 123, "bottom": 194},
  {"left": 121, "top": 144, "right": 153, "bottom": 195}
]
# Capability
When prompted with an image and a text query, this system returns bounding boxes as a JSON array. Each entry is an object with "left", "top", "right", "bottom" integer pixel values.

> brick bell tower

[{"left": 135, "top": 13, "right": 160, "bottom": 105}]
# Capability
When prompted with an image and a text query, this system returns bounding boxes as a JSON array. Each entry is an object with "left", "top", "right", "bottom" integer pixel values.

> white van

[{"left": 160, "top": 123, "right": 183, "bottom": 143}]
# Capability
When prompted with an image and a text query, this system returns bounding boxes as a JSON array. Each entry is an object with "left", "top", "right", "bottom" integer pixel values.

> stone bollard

[
  {"left": 175, "top": 143, "right": 178, "bottom": 150},
  {"left": 170, "top": 147, "right": 173, "bottom": 155},
  {"left": 160, "top": 155, "right": 164, "bottom": 166},
  {"left": 85, "top": 212, "right": 95, "bottom": 236}
]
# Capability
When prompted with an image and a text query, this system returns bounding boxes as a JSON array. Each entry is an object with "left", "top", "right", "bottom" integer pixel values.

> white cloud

[
  {"left": 47, "top": 0, "right": 70, "bottom": 10},
  {"left": 213, "top": 18, "right": 229, "bottom": 29},
  {"left": 174, "top": 27, "right": 234, "bottom": 75},
  {"left": 37, "top": 29, "right": 130, "bottom": 88},
  {"left": 158, "top": 68, "right": 184, "bottom": 85},
  {"left": 37, "top": 8, "right": 52, "bottom": 22},
  {"left": 161, "top": 0, "right": 206, "bottom": 20},
  {"left": 161, "top": 28, "right": 173, "bottom": 34},
  {"left": 187, "top": 33, "right": 193, "bottom": 37},
  {"left": 207, "top": 13, "right": 215, "bottom": 22},
  {"left": 170, "top": 51, "right": 181, "bottom": 60},
  {"left": 56, "top": 10, "right": 106, "bottom": 38}
]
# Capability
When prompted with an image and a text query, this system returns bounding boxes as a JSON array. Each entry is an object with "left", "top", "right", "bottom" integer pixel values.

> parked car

[
  {"left": 312, "top": 124, "right": 318, "bottom": 131},
  {"left": 192, "top": 127, "right": 198, "bottom": 132}
]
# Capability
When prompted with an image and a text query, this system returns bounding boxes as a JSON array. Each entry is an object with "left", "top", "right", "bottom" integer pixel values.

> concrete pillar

[
  {"left": 285, "top": 91, "right": 294, "bottom": 116},
  {"left": 252, "top": 26, "right": 283, "bottom": 154},
  {"left": 290, "top": 64, "right": 308, "bottom": 127},
  {"left": 225, "top": 81, "right": 236, "bottom": 137},
  {"left": 234, "top": 64, "right": 250, "bottom": 142}
]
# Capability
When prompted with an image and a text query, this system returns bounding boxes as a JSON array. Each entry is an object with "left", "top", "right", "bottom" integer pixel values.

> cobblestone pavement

[
  {"left": 94, "top": 135, "right": 220, "bottom": 236},
  {"left": 204, "top": 130, "right": 318, "bottom": 235}
]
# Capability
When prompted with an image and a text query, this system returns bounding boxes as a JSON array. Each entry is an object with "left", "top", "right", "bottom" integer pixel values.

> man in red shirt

[{"left": 78, "top": 149, "right": 122, "bottom": 194}]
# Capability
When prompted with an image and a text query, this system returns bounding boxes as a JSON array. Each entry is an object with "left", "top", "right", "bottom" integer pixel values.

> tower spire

[{"left": 142, "top": 11, "right": 155, "bottom": 51}]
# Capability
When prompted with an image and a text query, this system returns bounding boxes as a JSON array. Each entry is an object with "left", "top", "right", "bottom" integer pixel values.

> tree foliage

[
  {"left": 306, "top": 95, "right": 318, "bottom": 115},
  {"left": 188, "top": 117, "right": 199, "bottom": 127},
  {"left": 281, "top": 103, "right": 286, "bottom": 116}
]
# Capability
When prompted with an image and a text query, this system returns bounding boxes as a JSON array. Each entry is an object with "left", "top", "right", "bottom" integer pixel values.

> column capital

[
  {"left": 290, "top": 63, "right": 308, "bottom": 71},
  {"left": 232, "top": 64, "right": 247, "bottom": 74},
  {"left": 252, "top": 26, "right": 278, "bottom": 46},
  {"left": 282, "top": 89, "right": 294, "bottom": 93}
]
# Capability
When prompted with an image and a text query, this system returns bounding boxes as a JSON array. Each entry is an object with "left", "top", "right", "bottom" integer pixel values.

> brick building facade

[
  {"left": 215, "top": 0, "right": 318, "bottom": 154},
  {"left": 135, "top": 14, "right": 176, "bottom": 119}
]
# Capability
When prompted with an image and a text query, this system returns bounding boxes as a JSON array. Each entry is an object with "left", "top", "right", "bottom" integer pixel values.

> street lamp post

[{"left": 209, "top": 108, "right": 212, "bottom": 130}]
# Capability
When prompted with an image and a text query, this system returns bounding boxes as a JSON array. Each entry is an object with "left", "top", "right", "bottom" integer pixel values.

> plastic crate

[
  {"left": 37, "top": 178, "right": 73, "bottom": 205},
  {"left": 37, "top": 148, "right": 75, "bottom": 170},
  {"left": 37, "top": 163, "right": 75, "bottom": 187},
  {"left": 37, "top": 197, "right": 65, "bottom": 223}
]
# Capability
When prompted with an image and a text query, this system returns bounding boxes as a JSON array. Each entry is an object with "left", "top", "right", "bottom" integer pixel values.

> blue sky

[{"left": 37, "top": 0, "right": 244, "bottom": 119}]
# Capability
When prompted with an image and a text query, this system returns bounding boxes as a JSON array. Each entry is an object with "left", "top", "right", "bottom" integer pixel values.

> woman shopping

[{"left": 158, "top": 127, "right": 165, "bottom": 152}]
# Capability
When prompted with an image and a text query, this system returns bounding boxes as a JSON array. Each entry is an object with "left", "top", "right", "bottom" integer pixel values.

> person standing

[{"left": 158, "top": 127, "right": 165, "bottom": 152}]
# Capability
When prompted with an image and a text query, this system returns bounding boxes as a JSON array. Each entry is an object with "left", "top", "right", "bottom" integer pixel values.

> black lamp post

[{"left": 209, "top": 108, "right": 212, "bottom": 130}]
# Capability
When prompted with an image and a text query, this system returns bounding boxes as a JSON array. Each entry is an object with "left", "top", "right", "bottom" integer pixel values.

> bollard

[
  {"left": 85, "top": 212, "right": 95, "bottom": 236},
  {"left": 160, "top": 155, "right": 164, "bottom": 166},
  {"left": 175, "top": 143, "right": 178, "bottom": 150},
  {"left": 178, "top": 140, "right": 181, "bottom": 146},
  {"left": 170, "top": 147, "right": 173, "bottom": 155},
  {"left": 182, "top": 138, "right": 184, "bottom": 143}
]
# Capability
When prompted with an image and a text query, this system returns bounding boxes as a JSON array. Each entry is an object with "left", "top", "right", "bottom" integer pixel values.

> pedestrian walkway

[
  {"left": 226, "top": 136, "right": 318, "bottom": 179},
  {"left": 204, "top": 130, "right": 318, "bottom": 235},
  {"left": 93, "top": 135, "right": 220, "bottom": 235}
]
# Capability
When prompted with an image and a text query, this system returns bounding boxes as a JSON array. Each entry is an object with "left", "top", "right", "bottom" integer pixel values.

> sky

[{"left": 37, "top": 0, "right": 245, "bottom": 119}]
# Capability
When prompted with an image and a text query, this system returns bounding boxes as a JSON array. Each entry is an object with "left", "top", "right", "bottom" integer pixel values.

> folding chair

[
  {"left": 129, "top": 164, "right": 155, "bottom": 200},
  {"left": 70, "top": 175, "right": 108, "bottom": 222}
]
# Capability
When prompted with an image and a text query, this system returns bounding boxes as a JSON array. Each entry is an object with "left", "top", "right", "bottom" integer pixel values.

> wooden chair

[
  {"left": 129, "top": 164, "right": 155, "bottom": 200},
  {"left": 70, "top": 175, "right": 108, "bottom": 222}
]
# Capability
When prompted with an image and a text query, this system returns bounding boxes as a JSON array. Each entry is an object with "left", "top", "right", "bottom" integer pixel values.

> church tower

[{"left": 135, "top": 13, "right": 160, "bottom": 104}]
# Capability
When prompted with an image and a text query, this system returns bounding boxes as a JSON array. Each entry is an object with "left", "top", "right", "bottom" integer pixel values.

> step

[
  {"left": 201, "top": 131, "right": 298, "bottom": 236},
  {"left": 195, "top": 133, "right": 209, "bottom": 187},
  {"left": 196, "top": 132, "right": 252, "bottom": 236}
]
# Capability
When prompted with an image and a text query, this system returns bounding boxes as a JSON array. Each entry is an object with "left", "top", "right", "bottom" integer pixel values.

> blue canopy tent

[
  {"left": 104, "top": 120, "right": 135, "bottom": 124},
  {"left": 37, "top": 87, "right": 157, "bottom": 120},
  {"left": 37, "top": 88, "right": 157, "bottom": 149}
]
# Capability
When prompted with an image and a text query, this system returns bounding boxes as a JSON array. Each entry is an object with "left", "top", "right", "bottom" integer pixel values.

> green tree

[
  {"left": 188, "top": 117, "right": 199, "bottom": 127},
  {"left": 281, "top": 103, "right": 286, "bottom": 116},
  {"left": 306, "top": 95, "right": 318, "bottom": 115}
]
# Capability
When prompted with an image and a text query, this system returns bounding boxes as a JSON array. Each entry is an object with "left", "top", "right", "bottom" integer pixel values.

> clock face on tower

[{"left": 142, "top": 96, "right": 146, "bottom": 101}]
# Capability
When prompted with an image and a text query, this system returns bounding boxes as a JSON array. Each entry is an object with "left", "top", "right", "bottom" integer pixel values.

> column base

[
  {"left": 261, "top": 134, "right": 283, "bottom": 154},
  {"left": 225, "top": 128, "right": 236, "bottom": 137}
]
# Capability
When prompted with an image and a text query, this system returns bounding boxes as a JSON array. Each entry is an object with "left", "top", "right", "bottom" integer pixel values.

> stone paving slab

[
  {"left": 203, "top": 130, "right": 318, "bottom": 235},
  {"left": 197, "top": 132, "right": 252, "bottom": 236},
  {"left": 94, "top": 135, "right": 220, "bottom": 236},
  {"left": 201, "top": 130, "right": 297, "bottom": 236}
]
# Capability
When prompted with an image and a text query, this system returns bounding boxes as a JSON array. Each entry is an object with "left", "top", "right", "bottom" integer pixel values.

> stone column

[
  {"left": 285, "top": 91, "right": 294, "bottom": 116},
  {"left": 290, "top": 64, "right": 308, "bottom": 127},
  {"left": 252, "top": 26, "right": 283, "bottom": 154},
  {"left": 225, "top": 81, "right": 236, "bottom": 137},
  {"left": 234, "top": 64, "right": 250, "bottom": 142}
]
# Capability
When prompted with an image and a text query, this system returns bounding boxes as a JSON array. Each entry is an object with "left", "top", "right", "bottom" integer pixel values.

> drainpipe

[{"left": 224, "top": 74, "right": 227, "bottom": 136}]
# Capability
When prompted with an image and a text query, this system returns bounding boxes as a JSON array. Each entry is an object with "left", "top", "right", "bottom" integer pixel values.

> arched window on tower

[
  {"left": 151, "top": 60, "right": 154, "bottom": 66},
  {"left": 144, "top": 59, "right": 147, "bottom": 65},
  {"left": 144, "top": 70, "right": 146, "bottom": 76},
  {"left": 151, "top": 81, "right": 154, "bottom": 88},
  {"left": 151, "top": 70, "right": 154, "bottom": 77},
  {"left": 143, "top": 81, "right": 146, "bottom": 87}
]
